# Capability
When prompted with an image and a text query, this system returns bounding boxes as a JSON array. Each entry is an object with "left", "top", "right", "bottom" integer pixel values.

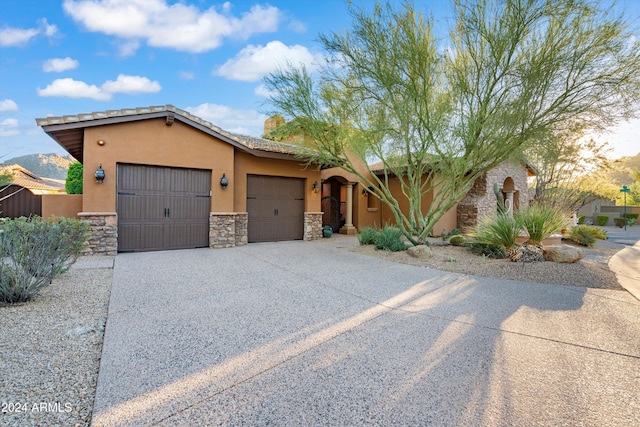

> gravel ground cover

[
  {"left": 348, "top": 238, "right": 623, "bottom": 290},
  {"left": 0, "top": 263, "right": 113, "bottom": 427}
]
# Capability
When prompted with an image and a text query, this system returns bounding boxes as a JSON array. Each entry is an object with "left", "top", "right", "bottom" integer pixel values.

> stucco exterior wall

[
  {"left": 41, "top": 194, "right": 82, "bottom": 218},
  {"left": 82, "top": 119, "right": 234, "bottom": 213},
  {"left": 233, "top": 151, "right": 321, "bottom": 213}
]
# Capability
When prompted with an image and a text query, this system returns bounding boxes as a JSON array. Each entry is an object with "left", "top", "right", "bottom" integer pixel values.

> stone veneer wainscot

[{"left": 78, "top": 212, "right": 117, "bottom": 256}]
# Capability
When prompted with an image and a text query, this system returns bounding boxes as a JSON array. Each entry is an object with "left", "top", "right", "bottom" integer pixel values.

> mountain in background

[
  {"left": 2, "top": 153, "right": 76, "bottom": 180},
  {"left": 607, "top": 153, "right": 640, "bottom": 185}
]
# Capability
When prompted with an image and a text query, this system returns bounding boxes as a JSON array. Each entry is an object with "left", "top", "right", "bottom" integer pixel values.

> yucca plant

[{"left": 515, "top": 204, "right": 569, "bottom": 245}]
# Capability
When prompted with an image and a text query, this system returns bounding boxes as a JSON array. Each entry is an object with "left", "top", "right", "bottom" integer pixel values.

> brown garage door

[
  {"left": 117, "top": 164, "right": 211, "bottom": 252},
  {"left": 247, "top": 175, "right": 304, "bottom": 243}
]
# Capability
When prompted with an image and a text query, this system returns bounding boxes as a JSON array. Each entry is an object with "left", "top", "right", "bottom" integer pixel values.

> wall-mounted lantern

[
  {"left": 220, "top": 173, "right": 229, "bottom": 189},
  {"left": 95, "top": 164, "right": 105, "bottom": 183},
  {"left": 312, "top": 181, "right": 320, "bottom": 193}
]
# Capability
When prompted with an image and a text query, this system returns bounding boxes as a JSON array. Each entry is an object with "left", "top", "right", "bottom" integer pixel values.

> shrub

[
  {"left": 373, "top": 226, "right": 406, "bottom": 252},
  {"left": 449, "top": 234, "right": 467, "bottom": 246},
  {"left": 65, "top": 162, "right": 83, "bottom": 194},
  {"left": 358, "top": 227, "right": 378, "bottom": 245},
  {"left": 441, "top": 228, "right": 461, "bottom": 241},
  {"left": 468, "top": 242, "right": 507, "bottom": 259},
  {"left": 0, "top": 216, "right": 89, "bottom": 304},
  {"left": 614, "top": 217, "right": 625, "bottom": 228},
  {"left": 471, "top": 214, "right": 521, "bottom": 249},
  {"left": 624, "top": 213, "right": 639, "bottom": 221},
  {"left": 577, "top": 215, "right": 586, "bottom": 225},
  {"left": 565, "top": 226, "right": 596, "bottom": 248},
  {"left": 595, "top": 215, "right": 609, "bottom": 226},
  {"left": 516, "top": 205, "right": 569, "bottom": 244},
  {"left": 628, "top": 218, "right": 637, "bottom": 226}
]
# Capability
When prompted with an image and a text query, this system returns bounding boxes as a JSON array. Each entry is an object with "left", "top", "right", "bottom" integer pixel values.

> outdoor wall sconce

[
  {"left": 312, "top": 181, "right": 319, "bottom": 193},
  {"left": 220, "top": 173, "right": 229, "bottom": 189},
  {"left": 97, "top": 139, "right": 105, "bottom": 146},
  {"left": 95, "top": 164, "right": 105, "bottom": 183}
]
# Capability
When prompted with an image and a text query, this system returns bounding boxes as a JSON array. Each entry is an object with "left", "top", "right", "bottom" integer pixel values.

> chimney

[{"left": 263, "top": 114, "right": 285, "bottom": 136}]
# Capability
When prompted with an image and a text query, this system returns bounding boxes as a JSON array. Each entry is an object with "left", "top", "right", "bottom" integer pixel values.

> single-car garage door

[
  {"left": 117, "top": 164, "right": 211, "bottom": 252},
  {"left": 247, "top": 175, "right": 304, "bottom": 243}
]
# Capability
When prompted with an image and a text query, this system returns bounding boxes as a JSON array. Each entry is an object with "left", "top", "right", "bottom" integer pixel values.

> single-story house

[
  {"left": 263, "top": 116, "right": 535, "bottom": 236},
  {"left": 0, "top": 164, "right": 66, "bottom": 218},
  {"left": 36, "top": 105, "right": 323, "bottom": 255}
]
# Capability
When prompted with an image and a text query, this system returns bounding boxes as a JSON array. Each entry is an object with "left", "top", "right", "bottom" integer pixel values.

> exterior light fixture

[
  {"left": 312, "top": 181, "right": 319, "bottom": 193},
  {"left": 95, "top": 164, "right": 105, "bottom": 183},
  {"left": 97, "top": 139, "right": 105, "bottom": 146},
  {"left": 220, "top": 173, "right": 229, "bottom": 189}
]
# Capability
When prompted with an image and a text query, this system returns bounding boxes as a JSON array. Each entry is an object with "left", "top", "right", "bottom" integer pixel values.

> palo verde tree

[{"left": 264, "top": 0, "right": 640, "bottom": 245}]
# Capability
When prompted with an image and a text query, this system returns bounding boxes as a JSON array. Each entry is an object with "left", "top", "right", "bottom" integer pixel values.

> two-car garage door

[
  {"left": 117, "top": 166, "right": 305, "bottom": 251},
  {"left": 117, "top": 164, "right": 211, "bottom": 252}
]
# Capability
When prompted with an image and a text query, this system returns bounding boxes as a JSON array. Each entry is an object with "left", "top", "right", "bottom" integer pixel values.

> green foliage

[
  {"left": 65, "top": 162, "right": 83, "bottom": 194},
  {"left": 571, "top": 225, "right": 607, "bottom": 240},
  {"left": 493, "top": 183, "right": 508, "bottom": 215},
  {"left": 441, "top": 228, "right": 461, "bottom": 241},
  {"left": 0, "top": 216, "right": 89, "bottom": 304},
  {"left": 577, "top": 215, "right": 586, "bottom": 225},
  {"left": 565, "top": 226, "right": 597, "bottom": 248},
  {"left": 614, "top": 217, "right": 625, "bottom": 228},
  {"left": 471, "top": 214, "right": 521, "bottom": 249},
  {"left": 628, "top": 218, "right": 637, "bottom": 227},
  {"left": 358, "top": 227, "right": 378, "bottom": 245},
  {"left": 623, "top": 213, "right": 639, "bottom": 220},
  {"left": 265, "top": 0, "right": 640, "bottom": 245},
  {"left": 595, "top": 215, "right": 609, "bottom": 226},
  {"left": 449, "top": 234, "right": 467, "bottom": 246},
  {"left": 516, "top": 205, "right": 569, "bottom": 244},
  {"left": 373, "top": 226, "right": 406, "bottom": 252},
  {"left": 468, "top": 242, "right": 507, "bottom": 259}
]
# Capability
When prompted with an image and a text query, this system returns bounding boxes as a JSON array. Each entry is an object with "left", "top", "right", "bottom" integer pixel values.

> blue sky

[{"left": 1, "top": 0, "right": 639, "bottom": 160}]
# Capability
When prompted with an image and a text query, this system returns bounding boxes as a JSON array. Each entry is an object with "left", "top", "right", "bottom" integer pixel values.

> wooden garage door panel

[
  {"left": 117, "top": 164, "right": 211, "bottom": 252},
  {"left": 247, "top": 175, "right": 304, "bottom": 243}
]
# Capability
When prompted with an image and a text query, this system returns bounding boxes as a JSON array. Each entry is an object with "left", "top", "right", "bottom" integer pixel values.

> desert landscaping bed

[{"left": 348, "top": 238, "right": 623, "bottom": 290}]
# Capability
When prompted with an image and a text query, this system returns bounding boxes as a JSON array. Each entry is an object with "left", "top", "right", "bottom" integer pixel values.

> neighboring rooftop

[
  {"left": 0, "top": 164, "right": 65, "bottom": 194},
  {"left": 36, "top": 105, "right": 308, "bottom": 163}
]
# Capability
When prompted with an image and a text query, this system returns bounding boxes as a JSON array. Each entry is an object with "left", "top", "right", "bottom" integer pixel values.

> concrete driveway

[{"left": 92, "top": 236, "right": 640, "bottom": 426}]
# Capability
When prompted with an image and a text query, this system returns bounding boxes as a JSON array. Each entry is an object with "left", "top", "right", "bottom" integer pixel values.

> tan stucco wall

[
  {"left": 41, "top": 194, "right": 82, "bottom": 218},
  {"left": 233, "top": 151, "right": 322, "bottom": 212},
  {"left": 82, "top": 119, "right": 234, "bottom": 213}
]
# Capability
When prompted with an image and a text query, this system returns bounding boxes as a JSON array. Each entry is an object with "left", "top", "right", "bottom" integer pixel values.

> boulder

[
  {"left": 407, "top": 245, "right": 433, "bottom": 259},
  {"left": 543, "top": 244, "right": 586, "bottom": 263}
]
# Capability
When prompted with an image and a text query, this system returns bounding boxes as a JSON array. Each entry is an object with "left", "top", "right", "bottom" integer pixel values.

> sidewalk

[{"left": 606, "top": 225, "right": 640, "bottom": 301}]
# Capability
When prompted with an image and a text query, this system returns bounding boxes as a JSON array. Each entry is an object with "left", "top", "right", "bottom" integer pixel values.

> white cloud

[
  {"left": 118, "top": 40, "right": 140, "bottom": 58},
  {"left": 101, "top": 74, "right": 161, "bottom": 94},
  {"left": 37, "top": 78, "right": 110, "bottom": 101},
  {"left": 186, "top": 103, "right": 267, "bottom": 136},
  {"left": 254, "top": 84, "right": 275, "bottom": 98},
  {"left": 43, "top": 57, "right": 79, "bottom": 73},
  {"left": 37, "top": 75, "right": 161, "bottom": 101},
  {"left": 214, "top": 40, "right": 319, "bottom": 82},
  {"left": 0, "top": 99, "right": 18, "bottom": 112},
  {"left": 62, "top": 0, "right": 282, "bottom": 53},
  {"left": 0, "top": 27, "right": 39, "bottom": 47},
  {"left": 0, "top": 118, "right": 19, "bottom": 137},
  {"left": 179, "top": 71, "right": 195, "bottom": 80},
  {"left": 288, "top": 19, "right": 306, "bottom": 33},
  {"left": 0, "top": 19, "right": 59, "bottom": 47}
]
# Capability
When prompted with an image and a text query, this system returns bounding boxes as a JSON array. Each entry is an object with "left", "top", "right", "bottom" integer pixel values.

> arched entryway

[
  {"left": 502, "top": 177, "right": 520, "bottom": 214},
  {"left": 320, "top": 176, "right": 357, "bottom": 234}
]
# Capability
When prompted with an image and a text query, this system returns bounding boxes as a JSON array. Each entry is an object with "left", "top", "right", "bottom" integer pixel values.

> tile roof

[
  {"left": 36, "top": 105, "right": 309, "bottom": 162},
  {"left": 0, "top": 164, "right": 65, "bottom": 194}
]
